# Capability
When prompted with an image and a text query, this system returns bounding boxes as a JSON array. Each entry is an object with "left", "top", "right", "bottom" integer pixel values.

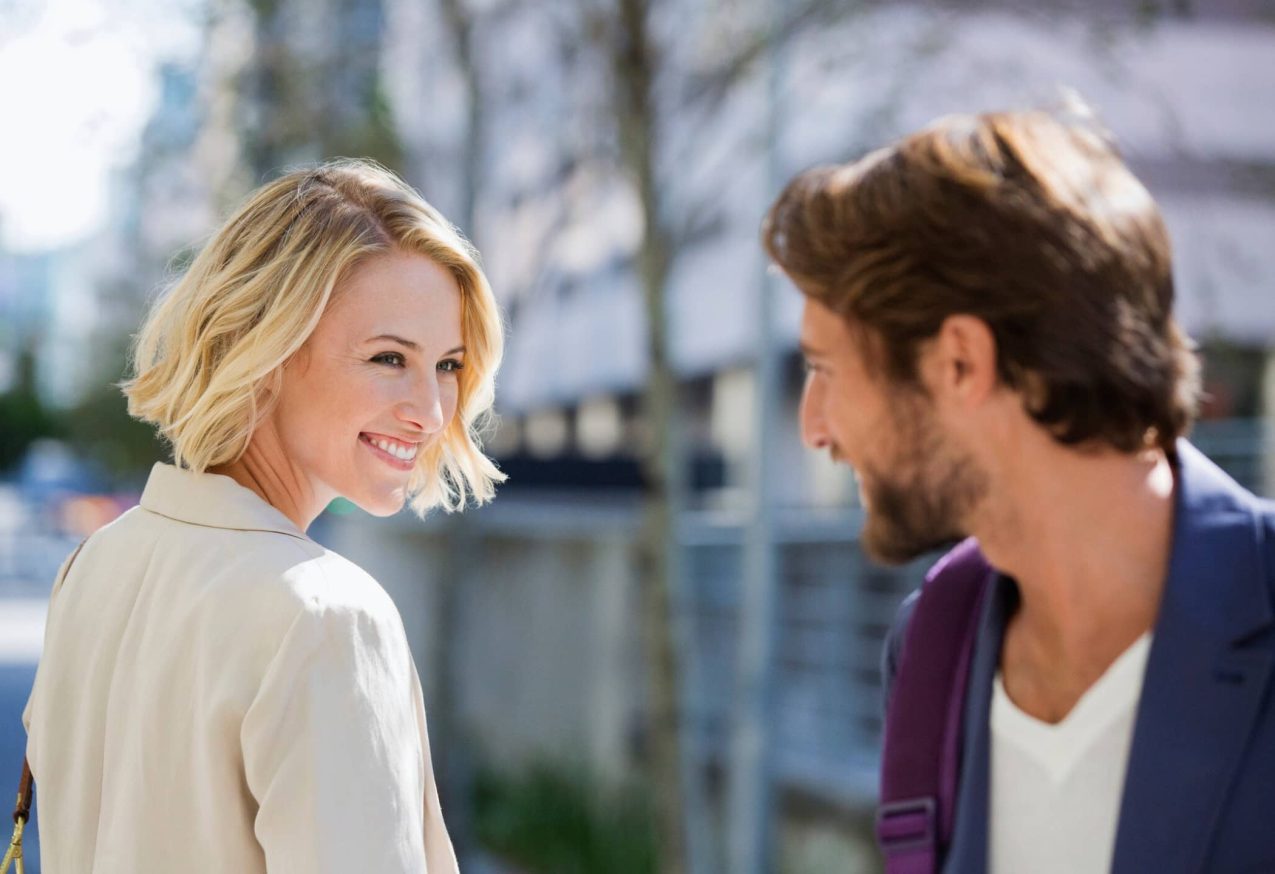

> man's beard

[{"left": 856, "top": 394, "right": 987, "bottom": 565}]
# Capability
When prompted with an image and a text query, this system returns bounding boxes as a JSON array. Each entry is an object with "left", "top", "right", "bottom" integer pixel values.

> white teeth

[{"left": 369, "top": 436, "right": 417, "bottom": 461}]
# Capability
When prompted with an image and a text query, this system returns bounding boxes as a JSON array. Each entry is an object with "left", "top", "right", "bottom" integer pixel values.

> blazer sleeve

[
  {"left": 23, "top": 542, "right": 86, "bottom": 736},
  {"left": 240, "top": 597, "right": 454, "bottom": 874}
]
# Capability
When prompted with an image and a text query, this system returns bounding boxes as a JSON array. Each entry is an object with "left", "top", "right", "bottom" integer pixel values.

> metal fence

[
  {"left": 679, "top": 419, "right": 1273, "bottom": 806},
  {"left": 1190, "top": 418, "right": 1272, "bottom": 495},
  {"left": 681, "top": 511, "right": 927, "bottom": 805},
  {"left": 0, "top": 421, "right": 1267, "bottom": 809}
]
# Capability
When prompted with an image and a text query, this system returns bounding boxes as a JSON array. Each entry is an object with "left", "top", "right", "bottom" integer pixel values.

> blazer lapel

[
  {"left": 942, "top": 575, "right": 1018, "bottom": 873},
  {"left": 1112, "top": 443, "right": 1275, "bottom": 874}
]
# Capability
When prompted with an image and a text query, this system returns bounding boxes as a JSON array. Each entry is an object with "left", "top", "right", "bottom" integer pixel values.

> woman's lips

[{"left": 359, "top": 432, "right": 417, "bottom": 471}]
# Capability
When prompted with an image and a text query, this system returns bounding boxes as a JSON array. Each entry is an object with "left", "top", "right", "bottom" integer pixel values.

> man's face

[{"left": 798, "top": 298, "right": 985, "bottom": 564}]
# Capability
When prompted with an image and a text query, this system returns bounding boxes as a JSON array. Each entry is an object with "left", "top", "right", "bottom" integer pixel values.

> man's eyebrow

[{"left": 799, "top": 342, "right": 827, "bottom": 358}]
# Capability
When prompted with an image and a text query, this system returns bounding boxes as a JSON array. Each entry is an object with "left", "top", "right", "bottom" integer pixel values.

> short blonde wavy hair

[{"left": 123, "top": 159, "right": 505, "bottom": 514}]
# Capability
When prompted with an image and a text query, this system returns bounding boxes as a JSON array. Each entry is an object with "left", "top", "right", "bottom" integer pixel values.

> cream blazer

[{"left": 24, "top": 463, "right": 458, "bottom": 873}]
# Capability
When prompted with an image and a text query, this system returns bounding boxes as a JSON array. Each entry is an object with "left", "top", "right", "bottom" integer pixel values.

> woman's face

[{"left": 270, "top": 250, "right": 465, "bottom": 517}]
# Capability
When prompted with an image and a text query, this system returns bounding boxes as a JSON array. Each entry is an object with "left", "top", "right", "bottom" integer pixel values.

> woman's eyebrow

[
  {"left": 367, "top": 335, "right": 466, "bottom": 357},
  {"left": 367, "top": 333, "right": 419, "bottom": 350}
]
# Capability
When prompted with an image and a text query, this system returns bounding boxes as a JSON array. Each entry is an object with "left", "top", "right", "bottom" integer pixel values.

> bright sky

[{"left": 0, "top": 0, "right": 201, "bottom": 252}]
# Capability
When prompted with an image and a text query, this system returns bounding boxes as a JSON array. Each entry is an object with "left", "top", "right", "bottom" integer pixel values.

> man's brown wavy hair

[{"left": 763, "top": 109, "right": 1200, "bottom": 453}]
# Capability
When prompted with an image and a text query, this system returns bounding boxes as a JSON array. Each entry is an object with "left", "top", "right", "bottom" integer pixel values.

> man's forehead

[{"left": 799, "top": 298, "right": 851, "bottom": 350}]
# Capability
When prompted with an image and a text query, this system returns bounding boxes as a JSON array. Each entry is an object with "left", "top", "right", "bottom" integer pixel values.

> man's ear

[{"left": 927, "top": 314, "right": 998, "bottom": 406}]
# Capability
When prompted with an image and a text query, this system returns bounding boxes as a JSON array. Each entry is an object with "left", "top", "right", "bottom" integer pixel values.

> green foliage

[
  {"left": 0, "top": 335, "right": 161, "bottom": 480},
  {"left": 0, "top": 346, "right": 63, "bottom": 472},
  {"left": 326, "top": 77, "right": 405, "bottom": 173},
  {"left": 0, "top": 387, "right": 62, "bottom": 472},
  {"left": 473, "top": 762, "right": 657, "bottom": 874},
  {"left": 52, "top": 335, "right": 164, "bottom": 480},
  {"left": 63, "top": 378, "right": 165, "bottom": 481}
]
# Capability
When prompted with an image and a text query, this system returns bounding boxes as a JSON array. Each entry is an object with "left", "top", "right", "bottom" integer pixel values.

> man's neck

[{"left": 974, "top": 439, "right": 1176, "bottom": 723}]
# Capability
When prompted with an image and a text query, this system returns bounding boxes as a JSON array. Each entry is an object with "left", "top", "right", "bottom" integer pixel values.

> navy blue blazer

[{"left": 885, "top": 441, "right": 1275, "bottom": 873}]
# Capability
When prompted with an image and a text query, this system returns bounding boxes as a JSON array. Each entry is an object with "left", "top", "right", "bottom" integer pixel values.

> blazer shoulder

[
  {"left": 110, "top": 509, "right": 397, "bottom": 631},
  {"left": 881, "top": 587, "right": 921, "bottom": 715},
  {"left": 211, "top": 542, "right": 406, "bottom": 679},
  {"left": 1259, "top": 495, "right": 1275, "bottom": 593},
  {"left": 274, "top": 547, "right": 397, "bottom": 619},
  {"left": 204, "top": 536, "right": 397, "bottom": 629}
]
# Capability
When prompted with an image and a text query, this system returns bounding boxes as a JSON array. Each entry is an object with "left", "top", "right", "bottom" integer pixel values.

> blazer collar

[
  {"left": 1157, "top": 439, "right": 1272, "bottom": 644},
  {"left": 1112, "top": 440, "right": 1274, "bottom": 873},
  {"left": 139, "top": 463, "right": 310, "bottom": 542}
]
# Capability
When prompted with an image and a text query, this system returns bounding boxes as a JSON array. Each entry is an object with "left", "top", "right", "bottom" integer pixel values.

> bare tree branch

[{"left": 677, "top": 0, "right": 844, "bottom": 110}]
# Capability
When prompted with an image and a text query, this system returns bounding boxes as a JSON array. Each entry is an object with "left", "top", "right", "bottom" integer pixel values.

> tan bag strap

[
  {"left": 10, "top": 766, "right": 31, "bottom": 830},
  {"left": 4, "top": 538, "right": 87, "bottom": 872}
]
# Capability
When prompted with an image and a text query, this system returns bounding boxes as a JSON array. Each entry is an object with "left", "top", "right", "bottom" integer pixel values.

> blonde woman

[{"left": 22, "top": 160, "right": 502, "bottom": 873}]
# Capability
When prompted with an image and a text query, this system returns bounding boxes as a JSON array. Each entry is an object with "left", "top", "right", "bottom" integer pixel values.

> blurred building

[
  {"left": 0, "top": 244, "right": 105, "bottom": 407},
  {"left": 72, "top": 0, "right": 1275, "bottom": 869},
  {"left": 0, "top": 250, "right": 55, "bottom": 393},
  {"left": 393, "top": 0, "right": 1275, "bottom": 494},
  {"left": 368, "top": 0, "right": 1275, "bottom": 870},
  {"left": 92, "top": 0, "right": 401, "bottom": 356}
]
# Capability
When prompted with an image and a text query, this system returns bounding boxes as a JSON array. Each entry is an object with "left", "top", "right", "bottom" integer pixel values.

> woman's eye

[
  {"left": 372, "top": 352, "right": 406, "bottom": 367},
  {"left": 438, "top": 358, "right": 465, "bottom": 374}
]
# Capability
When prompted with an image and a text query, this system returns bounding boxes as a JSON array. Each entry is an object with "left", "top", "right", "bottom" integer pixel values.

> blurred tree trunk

[
  {"left": 438, "top": 0, "right": 483, "bottom": 240},
  {"left": 429, "top": 0, "right": 486, "bottom": 862},
  {"left": 243, "top": 0, "right": 294, "bottom": 176},
  {"left": 594, "top": 3, "right": 842, "bottom": 871},
  {"left": 241, "top": 0, "right": 403, "bottom": 176},
  {"left": 607, "top": 1, "right": 688, "bottom": 871}
]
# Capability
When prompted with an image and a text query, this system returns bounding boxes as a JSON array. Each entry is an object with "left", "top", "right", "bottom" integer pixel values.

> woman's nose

[{"left": 397, "top": 376, "right": 445, "bottom": 435}]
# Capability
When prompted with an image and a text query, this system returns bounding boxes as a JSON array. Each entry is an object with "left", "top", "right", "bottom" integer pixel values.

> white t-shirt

[{"left": 990, "top": 633, "right": 1152, "bottom": 874}]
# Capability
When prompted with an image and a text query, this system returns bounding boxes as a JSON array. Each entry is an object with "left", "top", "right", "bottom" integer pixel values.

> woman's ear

[{"left": 257, "top": 367, "right": 284, "bottom": 404}]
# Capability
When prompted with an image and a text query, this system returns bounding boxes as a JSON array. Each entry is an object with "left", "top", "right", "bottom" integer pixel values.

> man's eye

[
  {"left": 438, "top": 358, "right": 465, "bottom": 373},
  {"left": 372, "top": 352, "right": 406, "bottom": 367}
]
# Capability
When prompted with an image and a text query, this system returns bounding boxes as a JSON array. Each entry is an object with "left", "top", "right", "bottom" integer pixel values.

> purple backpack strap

[{"left": 877, "top": 538, "right": 993, "bottom": 874}]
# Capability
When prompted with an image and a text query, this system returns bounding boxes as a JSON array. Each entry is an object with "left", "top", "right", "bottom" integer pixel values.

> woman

[{"left": 22, "top": 159, "right": 502, "bottom": 872}]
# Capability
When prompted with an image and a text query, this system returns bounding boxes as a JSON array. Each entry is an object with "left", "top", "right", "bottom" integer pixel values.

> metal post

[
  {"left": 728, "top": 0, "right": 787, "bottom": 870},
  {"left": 672, "top": 515, "right": 719, "bottom": 874}
]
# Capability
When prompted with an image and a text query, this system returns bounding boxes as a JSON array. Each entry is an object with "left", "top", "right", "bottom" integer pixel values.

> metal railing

[
  {"left": 677, "top": 420, "right": 1273, "bottom": 805},
  {"left": 680, "top": 512, "right": 928, "bottom": 805}
]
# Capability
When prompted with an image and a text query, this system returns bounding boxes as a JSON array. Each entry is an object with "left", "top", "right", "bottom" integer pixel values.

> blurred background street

[{"left": 2, "top": 0, "right": 1273, "bottom": 872}]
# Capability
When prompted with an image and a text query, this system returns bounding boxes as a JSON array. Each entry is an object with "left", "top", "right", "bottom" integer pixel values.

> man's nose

[{"left": 800, "top": 375, "right": 830, "bottom": 451}]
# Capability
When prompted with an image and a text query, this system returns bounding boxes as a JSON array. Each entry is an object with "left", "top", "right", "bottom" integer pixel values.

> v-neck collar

[{"left": 991, "top": 632, "right": 1151, "bottom": 782}]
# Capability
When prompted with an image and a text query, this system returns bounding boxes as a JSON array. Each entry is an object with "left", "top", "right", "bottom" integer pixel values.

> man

[{"left": 763, "top": 108, "right": 1275, "bottom": 873}]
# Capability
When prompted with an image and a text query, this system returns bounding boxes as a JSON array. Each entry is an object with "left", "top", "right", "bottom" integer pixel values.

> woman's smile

[{"left": 359, "top": 431, "right": 420, "bottom": 471}]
